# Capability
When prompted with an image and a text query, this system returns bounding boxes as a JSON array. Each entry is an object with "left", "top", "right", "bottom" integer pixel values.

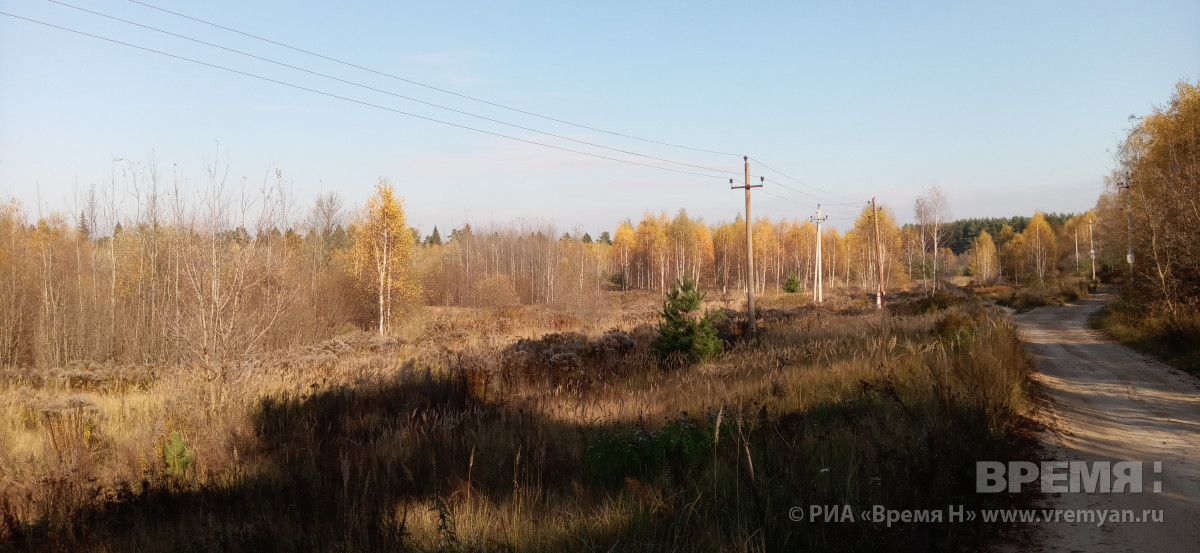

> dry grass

[
  {"left": 992, "top": 280, "right": 1091, "bottom": 312},
  {"left": 1091, "top": 293, "right": 1200, "bottom": 375},
  {"left": 0, "top": 291, "right": 1035, "bottom": 552}
]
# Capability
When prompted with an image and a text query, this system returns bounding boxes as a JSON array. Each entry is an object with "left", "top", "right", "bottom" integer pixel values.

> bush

[
  {"left": 995, "top": 282, "right": 1088, "bottom": 312},
  {"left": 473, "top": 274, "right": 520, "bottom": 309},
  {"left": 655, "top": 277, "right": 724, "bottom": 362},
  {"left": 887, "top": 291, "right": 965, "bottom": 316},
  {"left": 783, "top": 274, "right": 801, "bottom": 293},
  {"left": 1092, "top": 296, "right": 1200, "bottom": 375},
  {"left": 163, "top": 431, "right": 193, "bottom": 479}
]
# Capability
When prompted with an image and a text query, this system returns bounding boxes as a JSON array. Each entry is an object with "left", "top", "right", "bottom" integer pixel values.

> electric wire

[
  {"left": 14, "top": 6, "right": 868, "bottom": 208},
  {"left": 762, "top": 178, "right": 866, "bottom": 207},
  {"left": 116, "top": 0, "right": 864, "bottom": 206},
  {"left": 49, "top": 0, "right": 741, "bottom": 177},
  {"left": 758, "top": 189, "right": 859, "bottom": 220},
  {"left": 126, "top": 0, "right": 742, "bottom": 157},
  {"left": 758, "top": 188, "right": 808, "bottom": 207},
  {"left": 751, "top": 156, "right": 865, "bottom": 203},
  {"left": 0, "top": 10, "right": 742, "bottom": 183}
]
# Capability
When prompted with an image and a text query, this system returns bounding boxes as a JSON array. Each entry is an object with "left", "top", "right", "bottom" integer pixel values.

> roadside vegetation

[
  {"left": 988, "top": 280, "right": 1094, "bottom": 312},
  {"left": 1086, "top": 79, "right": 1200, "bottom": 375},
  {"left": 1091, "top": 296, "right": 1200, "bottom": 375}
]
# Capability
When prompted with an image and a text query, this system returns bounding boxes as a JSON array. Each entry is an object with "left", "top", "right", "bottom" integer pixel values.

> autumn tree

[
  {"left": 351, "top": 178, "right": 419, "bottom": 335},
  {"left": 1109, "top": 78, "right": 1200, "bottom": 314},
  {"left": 1022, "top": 212, "right": 1057, "bottom": 285},
  {"left": 915, "top": 185, "right": 950, "bottom": 294},
  {"left": 612, "top": 220, "right": 636, "bottom": 291},
  {"left": 635, "top": 212, "right": 668, "bottom": 291},
  {"left": 968, "top": 230, "right": 998, "bottom": 283},
  {"left": 752, "top": 217, "right": 779, "bottom": 294},
  {"left": 782, "top": 220, "right": 817, "bottom": 292},
  {"left": 711, "top": 219, "right": 742, "bottom": 294},
  {"left": 848, "top": 204, "right": 907, "bottom": 292}
]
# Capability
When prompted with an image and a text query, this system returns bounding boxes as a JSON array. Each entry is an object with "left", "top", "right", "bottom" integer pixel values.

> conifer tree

[{"left": 655, "top": 277, "right": 723, "bottom": 363}]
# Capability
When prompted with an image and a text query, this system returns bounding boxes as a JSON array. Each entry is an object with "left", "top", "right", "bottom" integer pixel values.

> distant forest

[{"left": 927, "top": 213, "right": 1077, "bottom": 255}]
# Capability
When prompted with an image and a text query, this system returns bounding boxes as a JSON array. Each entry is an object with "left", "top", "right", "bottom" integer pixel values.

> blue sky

[{"left": 1, "top": 0, "right": 1197, "bottom": 235}]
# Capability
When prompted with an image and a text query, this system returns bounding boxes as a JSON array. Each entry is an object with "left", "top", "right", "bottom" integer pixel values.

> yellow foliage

[{"left": 351, "top": 178, "right": 420, "bottom": 334}]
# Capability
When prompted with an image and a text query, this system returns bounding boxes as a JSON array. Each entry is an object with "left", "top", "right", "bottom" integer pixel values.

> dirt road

[{"left": 1011, "top": 288, "right": 1200, "bottom": 552}]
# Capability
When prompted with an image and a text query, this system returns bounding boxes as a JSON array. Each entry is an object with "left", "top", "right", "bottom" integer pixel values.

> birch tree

[
  {"left": 968, "top": 230, "right": 998, "bottom": 283},
  {"left": 352, "top": 178, "right": 419, "bottom": 335},
  {"left": 915, "top": 185, "right": 949, "bottom": 294}
]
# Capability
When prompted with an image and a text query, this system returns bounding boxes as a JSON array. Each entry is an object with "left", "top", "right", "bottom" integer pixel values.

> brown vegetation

[
  {"left": 1089, "top": 78, "right": 1200, "bottom": 373},
  {"left": 0, "top": 290, "right": 1034, "bottom": 551}
]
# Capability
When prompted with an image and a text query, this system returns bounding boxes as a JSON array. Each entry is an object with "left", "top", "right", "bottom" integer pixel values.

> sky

[{"left": 1, "top": 0, "right": 1197, "bottom": 236}]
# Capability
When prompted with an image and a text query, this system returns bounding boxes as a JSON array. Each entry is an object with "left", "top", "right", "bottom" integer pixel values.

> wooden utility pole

[
  {"left": 731, "top": 156, "right": 762, "bottom": 333},
  {"left": 811, "top": 204, "right": 827, "bottom": 303},
  {"left": 1088, "top": 216, "right": 1096, "bottom": 282},
  {"left": 872, "top": 197, "right": 885, "bottom": 309}
]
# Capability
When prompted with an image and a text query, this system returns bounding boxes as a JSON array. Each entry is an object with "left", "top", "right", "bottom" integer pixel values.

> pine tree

[
  {"left": 77, "top": 210, "right": 90, "bottom": 240},
  {"left": 783, "top": 274, "right": 801, "bottom": 293},
  {"left": 655, "top": 277, "right": 724, "bottom": 363}
]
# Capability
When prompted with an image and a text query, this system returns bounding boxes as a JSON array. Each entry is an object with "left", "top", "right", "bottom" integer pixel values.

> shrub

[
  {"left": 163, "top": 431, "right": 194, "bottom": 479},
  {"left": 887, "top": 291, "right": 965, "bottom": 316},
  {"left": 783, "top": 274, "right": 801, "bottom": 293},
  {"left": 473, "top": 274, "right": 520, "bottom": 309},
  {"left": 654, "top": 277, "right": 724, "bottom": 362}
]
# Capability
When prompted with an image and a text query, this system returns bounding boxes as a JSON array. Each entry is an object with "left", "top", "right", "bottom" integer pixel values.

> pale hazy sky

[{"left": 1, "top": 0, "right": 1197, "bottom": 235}]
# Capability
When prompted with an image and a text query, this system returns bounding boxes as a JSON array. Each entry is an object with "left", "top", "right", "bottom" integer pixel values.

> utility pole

[
  {"left": 872, "top": 197, "right": 885, "bottom": 309},
  {"left": 1088, "top": 215, "right": 1096, "bottom": 282},
  {"left": 811, "top": 204, "right": 827, "bottom": 303},
  {"left": 731, "top": 156, "right": 762, "bottom": 333},
  {"left": 1120, "top": 177, "right": 1133, "bottom": 282}
]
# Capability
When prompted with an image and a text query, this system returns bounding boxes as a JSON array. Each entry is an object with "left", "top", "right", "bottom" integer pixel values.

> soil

[{"left": 1005, "top": 287, "right": 1200, "bottom": 552}]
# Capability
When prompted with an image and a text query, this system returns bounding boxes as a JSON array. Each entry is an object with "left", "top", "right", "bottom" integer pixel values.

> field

[{"left": 0, "top": 290, "right": 1036, "bottom": 552}]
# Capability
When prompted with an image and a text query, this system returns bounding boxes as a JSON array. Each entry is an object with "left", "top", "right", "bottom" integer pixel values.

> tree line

[
  {"left": 13, "top": 77, "right": 1192, "bottom": 373},
  {"left": 1095, "top": 78, "right": 1199, "bottom": 317},
  {"left": 0, "top": 167, "right": 1095, "bottom": 371}
]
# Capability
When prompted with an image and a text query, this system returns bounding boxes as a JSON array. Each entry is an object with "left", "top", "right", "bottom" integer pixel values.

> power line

[
  {"left": 761, "top": 178, "right": 866, "bottom": 207},
  {"left": 19, "top": 5, "right": 858, "bottom": 203},
  {"left": 750, "top": 156, "right": 865, "bottom": 203},
  {"left": 126, "top": 0, "right": 742, "bottom": 157},
  {"left": 759, "top": 188, "right": 808, "bottom": 207},
  {"left": 70, "top": 1, "right": 854, "bottom": 203},
  {"left": 0, "top": 10, "right": 742, "bottom": 183},
  {"left": 49, "top": 0, "right": 741, "bottom": 177},
  {"left": 757, "top": 189, "right": 860, "bottom": 220}
]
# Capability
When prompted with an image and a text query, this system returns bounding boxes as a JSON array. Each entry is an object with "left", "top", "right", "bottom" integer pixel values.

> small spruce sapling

[
  {"left": 655, "top": 277, "right": 724, "bottom": 362},
  {"left": 783, "top": 274, "right": 801, "bottom": 293}
]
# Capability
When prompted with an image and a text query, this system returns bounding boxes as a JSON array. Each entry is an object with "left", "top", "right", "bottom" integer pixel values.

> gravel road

[{"left": 1010, "top": 288, "right": 1200, "bottom": 552}]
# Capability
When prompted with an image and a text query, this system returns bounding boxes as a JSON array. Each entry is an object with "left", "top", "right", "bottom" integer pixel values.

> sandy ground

[{"left": 1008, "top": 288, "right": 1200, "bottom": 552}]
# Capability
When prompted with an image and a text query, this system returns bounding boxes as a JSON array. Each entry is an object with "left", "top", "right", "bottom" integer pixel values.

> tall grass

[
  {"left": 992, "top": 279, "right": 1092, "bottom": 312},
  {"left": 0, "top": 295, "right": 1034, "bottom": 552},
  {"left": 1091, "top": 293, "right": 1200, "bottom": 375}
]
